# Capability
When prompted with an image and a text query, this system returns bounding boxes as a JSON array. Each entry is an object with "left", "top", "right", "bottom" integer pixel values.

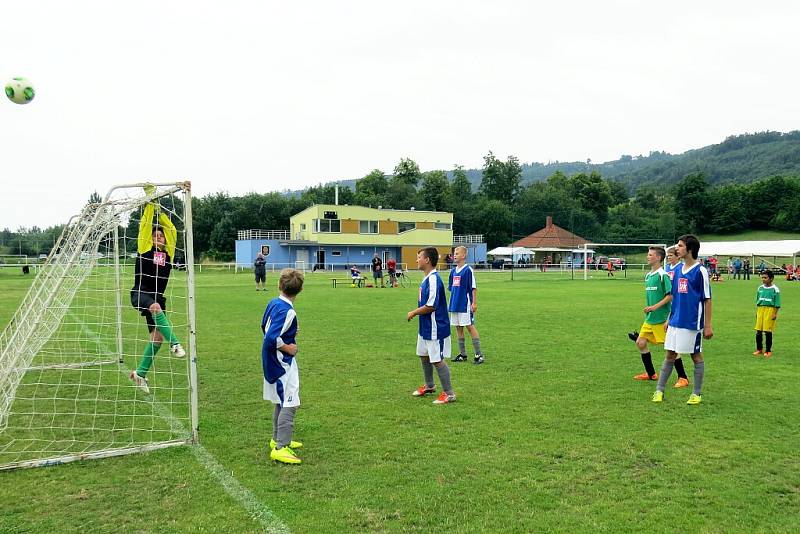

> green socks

[
  {"left": 153, "top": 311, "right": 180, "bottom": 346},
  {"left": 136, "top": 342, "right": 162, "bottom": 376},
  {"left": 136, "top": 312, "right": 180, "bottom": 377}
]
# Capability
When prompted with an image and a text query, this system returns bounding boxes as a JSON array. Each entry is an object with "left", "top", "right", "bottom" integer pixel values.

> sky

[{"left": 2, "top": 0, "right": 798, "bottom": 229}]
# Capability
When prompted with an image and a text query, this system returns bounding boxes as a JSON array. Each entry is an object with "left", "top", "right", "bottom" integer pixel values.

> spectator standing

[
  {"left": 254, "top": 252, "right": 267, "bottom": 291},
  {"left": 371, "top": 253, "right": 384, "bottom": 288}
]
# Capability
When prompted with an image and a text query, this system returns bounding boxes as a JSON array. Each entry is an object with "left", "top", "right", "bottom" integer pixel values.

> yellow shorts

[
  {"left": 755, "top": 306, "right": 778, "bottom": 332},
  {"left": 639, "top": 321, "right": 667, "bottom": 344}
]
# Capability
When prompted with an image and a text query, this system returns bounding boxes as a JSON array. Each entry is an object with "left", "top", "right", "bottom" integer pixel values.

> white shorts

[
  {"left": 664, "top": 327, "right": 703, "bottom": 355},
  {"left": 263, "top": 361, "right": 300, "bottom": 408},
  {"left": 416, "top": 335, "right": 452, "bottom": 363},
  {"left": 449, "top": 311, "right": 474, "bottom": 327}
]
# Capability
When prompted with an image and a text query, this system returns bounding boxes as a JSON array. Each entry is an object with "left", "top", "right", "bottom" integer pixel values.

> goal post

[
  {"left": 581, "top": 242, "right": 667, "bottom": 280},
  {"left": 0, "top": 182, "right": 199, "bottom": 470}
]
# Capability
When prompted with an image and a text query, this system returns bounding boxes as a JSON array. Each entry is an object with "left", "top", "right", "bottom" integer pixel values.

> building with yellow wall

[{"left": 235, "top": 204, "right": 486, "bottom": 271}]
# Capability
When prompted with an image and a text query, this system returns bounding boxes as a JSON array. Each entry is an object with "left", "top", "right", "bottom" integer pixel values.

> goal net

[
  {"left": 580, "top": 242, "right": 669, "bottom": 280},
  {"left": 0, "top": 182, "right": 198, "bottom": 470}
]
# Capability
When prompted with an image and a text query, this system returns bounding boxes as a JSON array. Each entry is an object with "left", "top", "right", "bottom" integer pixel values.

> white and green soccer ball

[{"left": 5, "top": 77, "right": 35, "bottom": 105}]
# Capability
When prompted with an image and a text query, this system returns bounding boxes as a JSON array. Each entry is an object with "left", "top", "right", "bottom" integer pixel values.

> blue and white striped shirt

[
  {"left": 261, "top": 295, "right": 298, "bottom": 383},
  {"left": 418, "top": 270, "right": 450, "bottom": 340}
]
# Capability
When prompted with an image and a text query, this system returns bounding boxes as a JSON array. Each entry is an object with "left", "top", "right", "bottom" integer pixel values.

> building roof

[
  {"left": 700, "top": 240, "right": 800, "bottom": 258},
  {"left": 511, "top": 216, "right": 588, "bottom": 249}
]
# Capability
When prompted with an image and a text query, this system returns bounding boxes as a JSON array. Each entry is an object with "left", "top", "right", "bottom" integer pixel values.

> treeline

[{"left": 3, "top": 155, "right": 799, "bottom": 261}]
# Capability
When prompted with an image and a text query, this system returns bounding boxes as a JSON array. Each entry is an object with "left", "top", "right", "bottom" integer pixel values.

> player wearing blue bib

[
  {"left": 407, "top": 247, "right": 456, "bottom": 404},
  {"left": 652, "top": 235, "right": 713, "bottom": 406},
  {"left": 663, "top": 247, "right": 681, "bottom": 281},
  {"left": 449, "top": 246, "right": 484, "bottom": 364},
  {"left": 261, "top": 268, "right": 305, "bottom": 464},
  {"left": 659, "top": 246, "right": 689, "bottom": 386}
]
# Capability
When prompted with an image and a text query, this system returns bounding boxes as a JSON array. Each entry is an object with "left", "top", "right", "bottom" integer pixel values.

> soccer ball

[
  {"left": 350, "top": 283, "right": 356, "bottom": 288},
  {"left": 5, "top": 77, "right": 35, "bottom": 105}
]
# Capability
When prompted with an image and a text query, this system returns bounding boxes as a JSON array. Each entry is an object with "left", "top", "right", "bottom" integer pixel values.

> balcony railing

[
  {"left": 453, "top": 235, "right": 484, "bottom": 244},
  {"left": 237, "top": 229, "right": 290, "bottom": 240}
]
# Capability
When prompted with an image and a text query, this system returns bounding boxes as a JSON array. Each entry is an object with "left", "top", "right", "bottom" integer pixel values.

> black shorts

[
  {"left": 255, "top": 271, "right": 266, "bottom": 283},
  {"left": 131, "top": 290, "right": 167, "bottom": 332},
  {"left": 373, "top": 270, "right": 383, "bottom": 279}
]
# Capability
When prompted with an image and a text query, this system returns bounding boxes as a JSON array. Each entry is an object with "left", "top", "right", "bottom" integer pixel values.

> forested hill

[
  {"left": 317, "top": 131, "right": 800, "bottom": 194},
  {"left": 523, "top": 130, "right": 800, "bottom": 191}
]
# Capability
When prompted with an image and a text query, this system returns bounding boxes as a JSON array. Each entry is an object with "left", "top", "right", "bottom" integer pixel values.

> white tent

[
  {"left": 700, "top": 240, "right": 800, "bottom": 259},
  {"left": 486, "top": 246, "right": 535, "bottom": 257}
]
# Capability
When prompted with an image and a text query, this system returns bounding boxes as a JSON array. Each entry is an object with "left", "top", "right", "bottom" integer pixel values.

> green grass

[
  {"left": 699, "top": 229, "right": 800, "bottom": 241},
  {"left": 1, "top": 269, "right": 799, "bottom": 532}
]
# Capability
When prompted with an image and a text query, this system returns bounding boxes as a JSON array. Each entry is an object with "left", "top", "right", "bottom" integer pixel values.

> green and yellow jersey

[
  {"left": 756, "top": 284, "right": 781, "bottom": 308},
  {"left": 644, "top": 267, "right": 671, "bottom": 325}
]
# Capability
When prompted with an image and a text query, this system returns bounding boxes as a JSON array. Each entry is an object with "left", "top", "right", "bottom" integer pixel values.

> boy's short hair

[
  {"left": 649, "top": 246, "right": 666, "bottom": 262},
  {"left": 454, "top": 245, "right": 467, "bottom": 254},
  {"left": 279, "top": 268, "right": 304, "bottom": 297},
  {"left": 763, "top": 269, "right": 774, "bottom": 280},
  {"left": 419, "top": 247, "right": 439, "bottom": 267},
  {"left": 666, "top": 245, "right": 676, "bottom": 255},
  {"left": 677, "top": 234, "right": 700, "bottom": 259}
]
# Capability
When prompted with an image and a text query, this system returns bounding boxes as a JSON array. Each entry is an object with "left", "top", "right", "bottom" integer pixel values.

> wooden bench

[{"left": 331, "top": 277, "right": 365, "bottom": 288}]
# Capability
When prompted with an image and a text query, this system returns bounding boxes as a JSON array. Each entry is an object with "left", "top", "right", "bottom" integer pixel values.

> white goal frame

[
  {"left": 0, "top": 181, "right": 199, "bottom": 471},
  {"left": 581, "top": 242, "right": 667, "bottom": 280}
]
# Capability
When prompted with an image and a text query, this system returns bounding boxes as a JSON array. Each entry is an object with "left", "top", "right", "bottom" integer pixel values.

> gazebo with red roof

[{"left": 511, "top": 216, "right": 591, "bottom": 264}]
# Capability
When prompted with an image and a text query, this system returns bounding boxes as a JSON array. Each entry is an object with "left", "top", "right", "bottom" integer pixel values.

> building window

[
  {"left": 398, "top": 222, "right": 416, "bottom": 233},
  {"left": 331, "top": 250, "right": 342, "bottom": 257},
  {"left": 434, "top": 222, "right": 452, "bottom": 230},
  {"left": 359, "top": 220, "right": 378, "bottom": 234},
  {"left": 314, "top": 219, "right": 341, "bottom": 233},
  {"left": 300, "top": 223, "right": 306, "bottom": 230}
]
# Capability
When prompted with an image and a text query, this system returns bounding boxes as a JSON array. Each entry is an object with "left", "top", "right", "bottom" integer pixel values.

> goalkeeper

[{"left": 129, "top": 184, "right": 186, "bottom": 393}]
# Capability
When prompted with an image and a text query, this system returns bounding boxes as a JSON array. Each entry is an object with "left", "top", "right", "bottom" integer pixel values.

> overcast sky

[{"left": 2, "top": 1, "right": 798, "bottom": 229}]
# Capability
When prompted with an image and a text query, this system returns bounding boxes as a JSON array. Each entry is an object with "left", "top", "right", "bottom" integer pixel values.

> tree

[
  {"left": 209, "top": 213, "right": 236, "bottom": 261},
  {"left": 673, "top": 172, "right": 710, "bottom": 233},
  {"left": 479, "top": 152, "right": 521, "bottom": 205},
  {"left": 446, "top": 165, "right": 474, "bottom": 234},
  {"left": 705, "top": 184, "right": 747, "bottom": 233},
  {"left": 607, "top": 180, "right": 629, "bottom": 207},
  {"left": 354, "top": 169, "right": 388, "bottom": 208},
  {"left": 744, "top": 175, "right": 797, "bottom": 229},
  {"left": 301, "top": 183, "right": 354, "bottom": 206},
  {"left": 191, "top": 192, "right": 233, "bottom": 258},
  {"left": 634, "top": 185, "right": 659, "bottom": 210},
  {"left": 569, "top": 172, "right": 613, "bottom": 224},
  {"left": 513, "top": 177, "right": 600, "bottom": 241},
  {"left": 385, "top": 179, "right": 419, "bottom": 210},
  {"left": 420, "top": 170, "right": 449, "bottom": 211},
  {"left": 473, "top": 198, "right": 512, "bottom": 248},
  {"left": 393, "top": 158, "right": 422, "bottom": 187},
  {"left": 89, "top": 191, "right": 102, "bottom": 204}
]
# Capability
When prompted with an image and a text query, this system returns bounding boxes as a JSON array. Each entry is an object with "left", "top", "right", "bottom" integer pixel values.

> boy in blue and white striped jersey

[
  {"left": 652, "top": 235, "right": 713, "bottom": 406},
  {"left": 262, "top": 268, "right": 305, "bottom": 464},
  {"left": 449, "top": 246, "right": 484, "bottom": 364},
  {"left": 407, "top": 247, "right": 456, "bottom": 404}
]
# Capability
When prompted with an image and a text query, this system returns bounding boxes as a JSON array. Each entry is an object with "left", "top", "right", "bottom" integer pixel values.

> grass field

[{"left": 1, "top": 268, "right": 799, "bottom": 533}]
